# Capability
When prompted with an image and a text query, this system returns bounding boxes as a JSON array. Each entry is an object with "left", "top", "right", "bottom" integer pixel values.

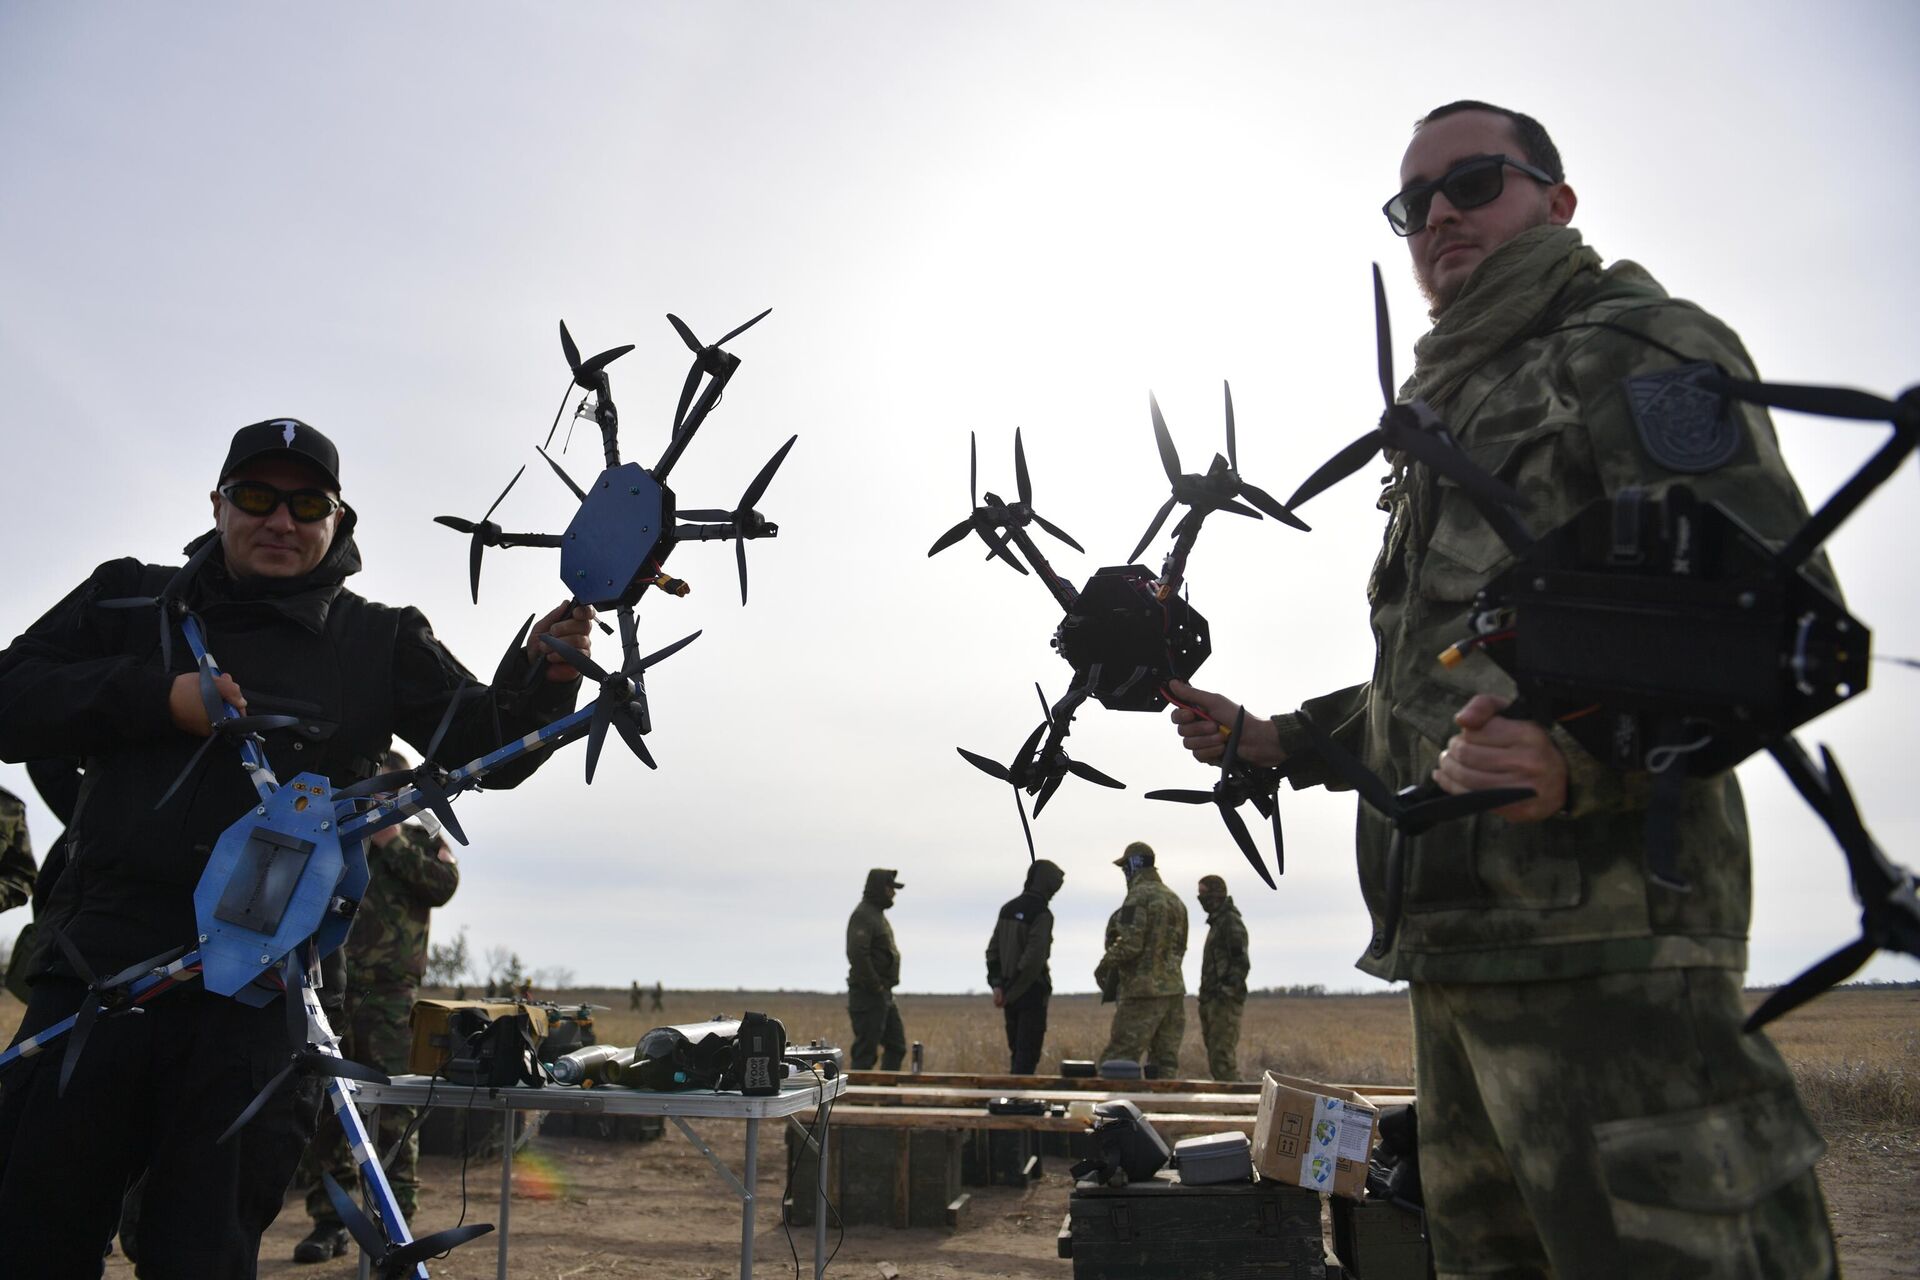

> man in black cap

[
  {"left": 0, "top": 417, "right": 593, "bottom": 1278},
  {"left": 846, "top": 867, "right": 906, "bottom": 1070},
  {"left": 985, "top": 858, "right": 1064, "bottom": 1074}
]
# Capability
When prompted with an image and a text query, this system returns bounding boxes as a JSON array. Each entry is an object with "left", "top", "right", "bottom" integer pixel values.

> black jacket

[{"left": 0, "top": 524, "right": 577, "bottom": 974}]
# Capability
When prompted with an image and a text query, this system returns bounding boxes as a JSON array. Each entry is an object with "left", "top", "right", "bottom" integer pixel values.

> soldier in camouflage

[
  {"left": 1095, "top": 843, "right": 1188, "bottom": 1078},
  {"left": 0, "top": 787, "right": 33, "bottom": 915},
  {"left": 845, "top": 868, "right": 906, "bottom": 1071},
  {"left": 1172, "top": 100, "right": 1834, "bottom": 1278},
  {"left": 295, "top": 750, "right": 460, "bottom": 1264},
  {"left": 1196, "top": 875, "right": 1248, "bottom": 1081}
]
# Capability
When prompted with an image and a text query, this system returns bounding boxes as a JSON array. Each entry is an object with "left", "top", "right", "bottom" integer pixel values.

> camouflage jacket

[
  {"left": 846, "top": 896, "right": 899, "bottom": 994},
  {"left": 0, "top": 787, "right": 34, "bottom": 913},
  {"left": 1272, "top": 232, "right": 1825, "bottom": 984},
  {"left": 1199, "top": 897, "right": 1250, "bottom": 1000},
  {"left": 1098, "top": 867, "right": 1188, "bottom": 998},
  {"left": 344, "top": 822, "right": 458, "bottom": 994}
]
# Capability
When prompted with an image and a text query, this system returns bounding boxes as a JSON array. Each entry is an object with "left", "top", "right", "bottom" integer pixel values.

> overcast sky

[{"left": 2, "top": 2, "right": 1915, "bottom": 1002}]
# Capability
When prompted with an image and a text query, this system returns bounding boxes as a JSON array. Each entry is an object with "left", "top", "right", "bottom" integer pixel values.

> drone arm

[
  {"left": 653, "top": 353, "right": 742, "bottom": 484},
  {"left": 998, "top": 523, "right": 1079, "bottom": 611},
  {"left": 672, "top": 521, "right": 779, "bottom": 543}
]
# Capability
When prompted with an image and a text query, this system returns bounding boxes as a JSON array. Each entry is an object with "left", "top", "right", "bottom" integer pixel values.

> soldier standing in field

[
  {"left": 293, "top": 750, "right": 460, "bottom": 1264},
  {"left": 1196, "top": 874, "right": 1250, "bottom": 1080},
  {"left": 985, "top": 858, "right": 1065, "bottom": 1074},
  {"left": 629, "top": 980, "right": 642, "bottom": 1011},
  {"left": 651, "top": 980, "right": 664, "bottom": 1011},
  {"left": 1095, "top": 843, "right": 1188, "bottom": 1078},
  {"left": 1170, "top": 100, "right": 1836, "bottom": 1276},
  {"left": 845, "top": 868, "right": 906, "bottom": 1071}
]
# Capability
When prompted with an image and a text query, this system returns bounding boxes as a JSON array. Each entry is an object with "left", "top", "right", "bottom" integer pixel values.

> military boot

[{"left": 293, "top": 1220, "right": 349, "bottom": 1263}]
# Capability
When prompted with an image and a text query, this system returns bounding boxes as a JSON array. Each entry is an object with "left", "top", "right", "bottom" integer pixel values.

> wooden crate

[
  {"left": 783, "top": 1125, "right": 964, "bottom": 1230},
  {"left": 1061, "top": 1176, "right": 1329, "bottom": 1279},
  {"left": 1330, "top": 1197, "right": 1433, "bottom": 1280}
]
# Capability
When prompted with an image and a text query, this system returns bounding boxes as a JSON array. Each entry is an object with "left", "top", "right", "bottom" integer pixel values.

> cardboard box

[
  {"left": 1251, "top": 1071, "right": 1379, "bottom": 1200},
  {"left": 408, "top": 999, "right": 549, "bottom": 1076}
]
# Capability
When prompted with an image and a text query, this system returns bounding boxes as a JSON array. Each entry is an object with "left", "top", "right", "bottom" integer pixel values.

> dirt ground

[
  {"left": 89, "top": 1114, "right": 1915, "bottom": 1280},
  {"left": 15, "top": 986, "right": 1906, "bottom": 1277}
]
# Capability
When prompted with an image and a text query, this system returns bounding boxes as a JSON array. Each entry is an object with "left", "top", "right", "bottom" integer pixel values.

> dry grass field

[{"left": 2, "top": 983, "right": 1913, "bottom": 1277}]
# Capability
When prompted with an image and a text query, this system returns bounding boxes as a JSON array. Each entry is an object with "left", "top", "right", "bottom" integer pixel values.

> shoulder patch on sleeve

[{"left": 1624, "top": 361, "right": 1742, "bottom": 474}]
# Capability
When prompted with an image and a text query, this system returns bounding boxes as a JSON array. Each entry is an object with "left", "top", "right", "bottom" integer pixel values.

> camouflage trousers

[
  {"left": 1197, "top": 994, "right": 1244, "bottom": 1081},
  {"left": 1412, "top": 967, "right": 1835, "bottom": 1280},
  {"left": 847, "top": 992, "right": 906, "bottom": 1071},
  {"left": 302, "top": 988, "right": 420, "bottom": 1223},
  {"left": 1099, "top": 994, "right": 1183, "bottom": 1078}
]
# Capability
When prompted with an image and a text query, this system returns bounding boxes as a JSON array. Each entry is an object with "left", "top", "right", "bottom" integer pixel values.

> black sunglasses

[
  {"left": 219, "top": 480, "right": 341, "bottom": 523},
  {"left": 1383, "top": 153, "right": 1556, "bottom": 236}
]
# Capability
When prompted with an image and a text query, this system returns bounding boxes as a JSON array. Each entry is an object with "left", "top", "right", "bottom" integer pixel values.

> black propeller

[
  {"left": 319, "top": 1171, "right": 494, "bottom": 1279},
  {"left": 432, "top": 465, "right": 526, "bottom": 604},
  {"left": 1286, "top": 265, "right": 1528, "bottom": 519},
  {"left": 928, "top": 430, "right": 1080, "bottom": 573},
  {"left": 538, "top": 612, "right": 701, "bottom": 781},
  {"left": 1746, "top": 741, "right": 1920, "bottom": 1031},
  {"left": 335, "top": 681, "right": 489, "bottom": 846},
  {"left": 1128, "top": 386, "right": 1309, "bottom": 564},
  {"left": 1146, "top": 706, "right": 1284, "bottom": 890},
  {"left": 153, "top": 631, "right": 302, "bottom": 807},
  {"left": 666, "top": 307, "right": 772, "bottom": 431},
  {"left": 958, "top": 682, "right": 1122, "bottom": 860},
  {"left": 677, "top": 434, "right": 798, "bottom": 604},
  {"left": 45, "top": 930, "right": 189, "bottom": 1097},
  {"left": 545, "top": 320, "right": 636, "bottom": 449},
  {"left": 218, "top": 953, "right": 390, "bottom": 1144}
]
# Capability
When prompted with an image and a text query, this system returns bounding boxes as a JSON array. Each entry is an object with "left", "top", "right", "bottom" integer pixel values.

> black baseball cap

[{"left": 219, "top": 418, "right": 341, "bottom": 491}]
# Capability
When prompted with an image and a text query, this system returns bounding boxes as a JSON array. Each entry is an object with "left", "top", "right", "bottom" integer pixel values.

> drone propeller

[
  {"left": 1026, "top": 680, "right": 1121, "bottom": 818},
  {"left": 45, "top": 930, "right": 189, "bottom": 1097},
  {"left": 543, "top": 321, "right": 636, "bottom": 450},
  {"left": 1129, "top": 388, "right": 1308, "bottom": 563},
  {"left": 154, "top": 710, "right": 304, "bottom": 809},
  {"left": 97, "top": 536, "right": 223, "bottom": 672},
  {"left": 432, "top": 465, "right": 527, "bottom": 604},
  {"left": 1006, "top": 428, "right": 1084, "bottom": 553},
  {"left": 320, "top": 1171, "right": 495, "bottom": 1280},
  {"left": 1146, "top": 707, "right": 1283, "bottom": 890},
  {"left": 219, "top": 954, "right": 390, "bottom": 1143},
  {"left": 1746, "top": 741, "right": 1920, "bottom": 1031},
  {"left": 1285, "top": 265, "right": 1527, "bottom": 516},
  {"left": 666, "top": 308, "right": 773, "bottom": 430},
  {"left": 927, "top": 433, "right": 1035, "bottom": 575},
  {"left": 335, "top": 681, "right": 489, "bottom": 845},
  {"left": 677, "top": 434, "right": 798, "bottom": 604},
  {"left": 539, "top": 617, "right": 701, "bottom": 781},
  {"left": 958, "top": 719, "right": 1051, "bottom": 862}
]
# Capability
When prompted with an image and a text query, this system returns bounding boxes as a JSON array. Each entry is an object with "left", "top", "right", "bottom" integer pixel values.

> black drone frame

[
  {"left": 1284, "top": 262, "right": 1919, "bottom": 1027},
  {"left": 931, "top": 391, "right": 1309, "bottom": 885}
]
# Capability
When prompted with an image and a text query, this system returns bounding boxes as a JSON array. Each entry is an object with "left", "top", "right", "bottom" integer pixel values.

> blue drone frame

[{"left": 0, "top": 308, "right": 796, "bottom": 1278}]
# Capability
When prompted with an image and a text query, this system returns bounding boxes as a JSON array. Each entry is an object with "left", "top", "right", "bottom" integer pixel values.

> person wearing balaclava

[{"left": 985, "top": 859, "right": 1065, "bottom": 1074}]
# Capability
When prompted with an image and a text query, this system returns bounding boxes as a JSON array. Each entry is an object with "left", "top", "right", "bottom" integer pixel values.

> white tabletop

[{"left": 352, "top": 1072, "right": 845, "bottom": 1119}]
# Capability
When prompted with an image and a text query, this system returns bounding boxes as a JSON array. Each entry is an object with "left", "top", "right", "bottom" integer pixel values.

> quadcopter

[
  {"left": 930, "top": 394, "right": 1309, "bottom": 886},
  {"left": 1282, "top": 262, "right": 1919, "bottom": 1026},
  {"left": 0, "top": 309, "right": 795, "bottom": 1276}
]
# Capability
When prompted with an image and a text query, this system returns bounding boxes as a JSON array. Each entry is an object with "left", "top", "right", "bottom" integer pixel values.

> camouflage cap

[
  {"left": 1114, "top": 841, "right": 1155, "bottom": 868},
  {"left": 1198, "top": 874, "right": 1228, "bottom": 895}
]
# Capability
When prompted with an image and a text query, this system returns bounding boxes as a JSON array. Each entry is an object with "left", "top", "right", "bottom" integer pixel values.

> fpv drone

[
  {"left": 1283, "top": 263, "right": 1918, "bottom": 1027},
  {"left": 930, "top": 395, "right": 1310, "bottom": 887},
  {"left": 1, "top": 310, "right": 795, "bottom": 1276}
]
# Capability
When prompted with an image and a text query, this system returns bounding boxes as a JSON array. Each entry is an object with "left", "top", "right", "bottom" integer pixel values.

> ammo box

[
  {"left": 1060, "top": 1175, "right": 1329, "bottom": 1279},
  {"left": 961, "top": 1128, "right": 1044, "bottom": 1186},
  {"left": 783, "top": 1126, "right": 964, "bottom": 1230},
  {"left": 1330, "top": 1196, "right": 1433, "bottom": 1279},
  {"left": 408, "top": 999, "right": 548, "bottom": 1075}
]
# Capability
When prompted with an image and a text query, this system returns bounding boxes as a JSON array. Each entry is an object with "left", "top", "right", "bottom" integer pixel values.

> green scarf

[{"left": 1401, "top": 224, "right": 1603, "bottom": 410}]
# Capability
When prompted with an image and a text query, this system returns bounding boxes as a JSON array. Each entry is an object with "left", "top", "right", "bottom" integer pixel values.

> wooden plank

[
  {"left": 848, "top": 1070, "right": 1264, "bottom": 1094},
  {"left": 829, "top": 1104, "right": 1259, "bottom": 1137},
  {"left": 844, "top": 1085, "right": 1261, "bottom": 1112}
]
